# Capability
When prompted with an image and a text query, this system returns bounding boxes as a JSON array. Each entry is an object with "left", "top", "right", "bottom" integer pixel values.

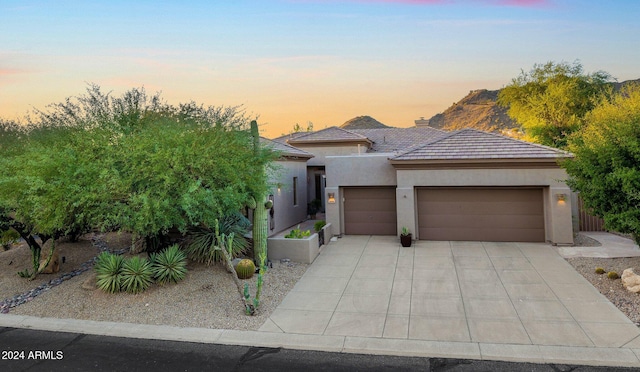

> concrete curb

[{"left": 2, "top": 314, "right": 640, "bottom": 368}]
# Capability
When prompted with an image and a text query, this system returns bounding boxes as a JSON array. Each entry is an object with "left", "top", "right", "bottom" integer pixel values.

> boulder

[
  {"left": 38, "top": 251, "right": 60, "bottom": 274},
  {"left": 82, "top": 272, "right": 98, "bottom": 290},
  {"left": 621, "top": 268, "right": 640, "bottom": 293}
]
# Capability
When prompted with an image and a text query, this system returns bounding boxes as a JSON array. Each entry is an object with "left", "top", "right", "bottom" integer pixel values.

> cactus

[
  {"left": 607, "top": 271, "right": 620, "bottom": 279},
  {"left": 249, "top": 120, "right": 269, "bottom": 264},
  {"left": 235, "top": 258, "right": 256, "bottom": 279},
  {"left": 595, "top": 267, "right": 606, "bottom": 274}
]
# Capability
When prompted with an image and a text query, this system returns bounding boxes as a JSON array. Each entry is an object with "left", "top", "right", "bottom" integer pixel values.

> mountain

[
  {"left": 423, "top": 89, "right": 515, "bottom": 134},
  {"left": 340, "top": 115, "right": 390, "bottom": 129},
  {"left": 423, "top": 79, "right": 640, "bottom": 135}
]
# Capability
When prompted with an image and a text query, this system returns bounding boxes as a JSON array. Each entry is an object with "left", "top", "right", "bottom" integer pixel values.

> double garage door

[
  {"left": 343, "top": 186, "right": 545, "bottom": 242},
  {"left": 417, "top": 187, "right": 545, "bottom": 242}
]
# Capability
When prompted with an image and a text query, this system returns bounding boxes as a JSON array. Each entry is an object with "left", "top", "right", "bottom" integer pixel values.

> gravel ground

[
  {"left": 1, "top": 233, "right": 307, "bottom": 330},
  {"left": 566, "top": 255, "right": 640, "bottom": 326}
]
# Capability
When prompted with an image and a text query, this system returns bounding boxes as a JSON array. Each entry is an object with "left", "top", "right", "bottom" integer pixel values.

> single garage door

[
  {"left": 417, "top": 187, "right": 545, "bottom": 242},
  {"left": 344, "top": 187, "right": 397, "bottom": 235}
]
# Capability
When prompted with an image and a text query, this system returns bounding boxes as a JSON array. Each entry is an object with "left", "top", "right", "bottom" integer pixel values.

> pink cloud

[{"left": 0, "top": 68, "right": 22, "bottom": 76}]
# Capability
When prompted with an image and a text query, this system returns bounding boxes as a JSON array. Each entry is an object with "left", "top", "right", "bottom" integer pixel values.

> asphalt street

[{"left": 1, "top": 327, "right": 637, "bottom": 372}]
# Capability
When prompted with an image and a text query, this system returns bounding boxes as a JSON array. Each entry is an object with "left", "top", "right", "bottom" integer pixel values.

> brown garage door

[
  {"left": 417, "top": 187, "right": 544, "bottom": 242},
  {"left": 344, "top": 187, "right": 397, "bottom": 235}
]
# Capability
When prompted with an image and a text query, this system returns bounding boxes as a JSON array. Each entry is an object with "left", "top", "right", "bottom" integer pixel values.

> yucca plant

[
  {"left": 185, "top": 212, "right": 251, "bottom": 265},
  {"left": 120, "top": 256, "right": 154, "bottom": 294},
  {"left": 95, "top": 252, "right": 124, "bottom": 293},
  {"left": 152, "top": 244, "right": 188, "bottom": 285}
]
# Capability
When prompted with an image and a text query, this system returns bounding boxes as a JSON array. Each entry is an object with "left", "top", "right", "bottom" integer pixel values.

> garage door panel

[
  {"left": 422, "top": 215, "right": 545, "bottom": 229},
  {"left": 344, "top": 187, "right": 397, "bottom": 235},
  {"left": 418, "top": 187, "right": 544, "bottom": 242},
  {"left": 423, "top": 228, "right": 545, "bottom": 242},
  {"left": 344, "top": 211, "right": 397, "bottom": 224}
]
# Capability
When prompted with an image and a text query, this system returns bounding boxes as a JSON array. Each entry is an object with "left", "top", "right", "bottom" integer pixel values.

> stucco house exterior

[
  {"left": 270, "top": 125, "right": 574, "bottom": 245},
  {"left": 260, "top": 138, "right": 314, "bottom": 237}
]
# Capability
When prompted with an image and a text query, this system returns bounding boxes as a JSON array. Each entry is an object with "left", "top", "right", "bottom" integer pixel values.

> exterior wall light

[
  {"left": 556, "top": 193, "right": 567, "bottom": 204},
  {"left": 327, "top": 193, "right": 336, "bottom": 204}
]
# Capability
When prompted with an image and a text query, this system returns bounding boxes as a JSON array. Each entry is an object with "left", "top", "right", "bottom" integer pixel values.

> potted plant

[
  {"left": 308, "top": 199, "right": 322, "bottom": 219},
  {"left": 400, "top": 227, "right": 412, "bottom": 247}
]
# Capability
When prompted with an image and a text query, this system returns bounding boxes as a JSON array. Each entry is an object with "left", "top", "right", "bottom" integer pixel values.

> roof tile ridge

[
  {"left": 260, "top": 136, "right": 309, "bottom": 152},
  {"left": 391, "top": 130, "right": 456, "bottom": 158},
  {"left": 466, "top": 128, "right": 573, "bottom": 155},
  {"left": 333, "top": 126, "right": 371, "bottom": 140}
]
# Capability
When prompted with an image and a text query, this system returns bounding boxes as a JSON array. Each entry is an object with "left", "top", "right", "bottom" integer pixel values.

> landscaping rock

[
  {"left": 38, "top": 251, "right": 60, "bottom": 274},
  {"left": 82, "top": 272, "right": 98, "bottom": 290},
  {"left": 622, "top": 268, "right": 640, "bottom": 293}
]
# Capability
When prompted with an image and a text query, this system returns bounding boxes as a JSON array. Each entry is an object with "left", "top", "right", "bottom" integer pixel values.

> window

[{"left": 293, "top": 177, "right": 298, "bottom": 206}]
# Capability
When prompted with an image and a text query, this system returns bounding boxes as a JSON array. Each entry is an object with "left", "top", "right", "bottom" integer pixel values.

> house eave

[
  {"left": 288, "top": 139, "right": 372, "bottom": 147},
  {"left": 278, "top": 154, "right": 314, "bottom": 161},
  {"left": 389, "top": 158, "right": 566, "bottom": 170}
]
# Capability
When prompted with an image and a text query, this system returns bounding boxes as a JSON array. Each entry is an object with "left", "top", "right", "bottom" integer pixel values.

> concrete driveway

[{"left": 260, "top": 235, "right": 640, "bottom": 365}]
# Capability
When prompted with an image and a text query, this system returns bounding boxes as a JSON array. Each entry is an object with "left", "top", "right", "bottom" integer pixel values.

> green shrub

[
  {"left": 152, "top": 245, "right": 188, "bottom": 285},
  {"left": 595, "top": 267, "right": 606, "bottom": 274},
  {"left": 95, "top": 252, "right": 124, "bottom": 293},
  {"left": 284, "top": 225, "right": 311, "bottom": 239},
  {"left": 1, "top": 229, "right": 20, "bottom": 251},
  {"left": 314, "top": 220, "right": 326, "bottom": 232},
  {"left": 185, "top": 212, "right": 251, "bottom": 265},
  {"left": 120, "top": 256, "right": 154, "bottom": 294},
  {"left": 235, "top": 258, "right": 256, "bottom": 279},
  {"left": 607, "top": 271, "right": 620, "bottom": 280}
]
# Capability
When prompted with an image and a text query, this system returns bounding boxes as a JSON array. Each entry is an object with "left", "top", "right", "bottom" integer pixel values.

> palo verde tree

[
  {"left": 498, "top": 61, "right": 613, "bottom": 149},
  {"left": 0, "top": 85, "right": 277, "bottom": 278},
  {"left": 563, "top": 84, "right": 640, "bottom": 244}
]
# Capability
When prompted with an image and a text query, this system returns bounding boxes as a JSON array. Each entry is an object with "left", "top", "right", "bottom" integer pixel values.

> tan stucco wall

[
  {"left": 325, "top": 154, "right": 396, "bottom": 187},
  {"left": 395, "top": 168, "right": 573, "bottom": 244},
  {"left": 267, "top": 233, "right": 319, "bottom": 264},
  {"left": 269, "top": 159, "right": 308, "bottom": 237},
  {"left": 294, "top": 145, "right": 368, "bottom": 166}
]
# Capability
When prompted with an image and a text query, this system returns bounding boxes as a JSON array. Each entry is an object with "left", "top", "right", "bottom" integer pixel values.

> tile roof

[
  {"left": 349, "top": 127, "right": 447, "bottom": 153},
  {"left": 391, "top": 129, "right": 572, "bottom": 161},
  {"left": 260, "top": 137, "right": 314, "bottom": 159},
  {"left": 285, "top": 126, "right": 371, "bottom": 144}
]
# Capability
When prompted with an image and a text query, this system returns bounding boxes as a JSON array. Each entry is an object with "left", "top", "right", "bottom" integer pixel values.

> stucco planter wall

[{"left": 267, "top": 223, "right": 331, "bottom": 264}]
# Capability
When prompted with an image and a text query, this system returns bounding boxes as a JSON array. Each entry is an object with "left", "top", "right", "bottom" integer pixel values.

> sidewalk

[{"left": 558, "top": 232, "right": 640, "bottom": 258}]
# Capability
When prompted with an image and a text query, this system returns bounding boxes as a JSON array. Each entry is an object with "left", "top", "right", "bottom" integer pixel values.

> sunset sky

[{"left": 1, "top": 0, "right": 638, "bottom": 138}]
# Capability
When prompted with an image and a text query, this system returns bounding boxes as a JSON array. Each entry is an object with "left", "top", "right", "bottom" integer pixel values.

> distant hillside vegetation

[
  {"left": 424, "top": 79, "right": 640, "bottom": 135},
  {"left": 340, "top": 115, "right": 390, "bottom": 129},
  {"left": 425, "top": 89, "right": 515, "bottom": 134}
]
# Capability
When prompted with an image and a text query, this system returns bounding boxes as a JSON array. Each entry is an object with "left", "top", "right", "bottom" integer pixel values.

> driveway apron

[{"left": 261, "top": 235, "right": 640, "bottom": 349}]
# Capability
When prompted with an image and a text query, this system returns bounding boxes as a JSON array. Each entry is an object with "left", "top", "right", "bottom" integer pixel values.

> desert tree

[
  {"left": 563, "top": 84, "right": 640, "bottom": 244},
  {"left": 498, "top": 61, "right": 613, "bottom": 148}
]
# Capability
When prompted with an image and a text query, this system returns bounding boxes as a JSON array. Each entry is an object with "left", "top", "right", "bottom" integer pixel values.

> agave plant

[
  {"left": 120, "top": 256, "right": 154, "bottom": 294},
  {"left": 95, "top": 252, "right": 124, "bottom": 293},
  {"left": 185, "top": 212, "right": 251, "bottom": 265},
  {"left": 152, "top": 244, "right": 188, "bottom": 285}
]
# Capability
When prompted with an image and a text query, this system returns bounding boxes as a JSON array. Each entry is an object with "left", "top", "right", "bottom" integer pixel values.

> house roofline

[
  {"left": 288, "top": 138, "right": 372, "bottom": 147},
  {"left": 389, "top": 158, "right": 565, "bottom": 170}
]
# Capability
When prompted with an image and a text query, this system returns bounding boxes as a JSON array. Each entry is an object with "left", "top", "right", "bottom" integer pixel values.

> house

[
  {"left": 271, "top": 125, "right": 574, "bottom": 245},
  {"left": 259, "top": 138, "right": 314, "bottom": 237}
]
